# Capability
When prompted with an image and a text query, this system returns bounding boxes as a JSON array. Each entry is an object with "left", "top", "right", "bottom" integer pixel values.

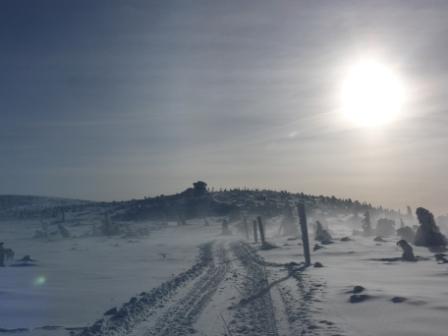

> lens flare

[{"left": 34, "top": 275, "right": 47, "bottom": 286}]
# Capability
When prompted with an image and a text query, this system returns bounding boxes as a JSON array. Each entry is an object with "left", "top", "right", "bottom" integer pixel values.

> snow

[
  {"left": 259, "top": 220, "right": 448, "bottom": 336},
  {"left": 0, "top": 219, "right": 218, "bottom": 335},
  {"left": 1, "top": 215, "right": 448, "bottom": 336}
]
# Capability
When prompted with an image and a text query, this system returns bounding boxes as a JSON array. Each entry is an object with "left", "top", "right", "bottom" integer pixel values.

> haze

[{"left": 1, "top": 0, "right": 448, "bottom": 213}]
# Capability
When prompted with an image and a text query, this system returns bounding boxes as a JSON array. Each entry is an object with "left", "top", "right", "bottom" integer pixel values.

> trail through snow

[{"left": 79, "top": 239, "right": 341, "bottom": 336}]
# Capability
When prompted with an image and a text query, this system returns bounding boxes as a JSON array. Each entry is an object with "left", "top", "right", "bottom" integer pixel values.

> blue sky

[{"left": 2, "top": 1, "right": 448, "bottom": 213}]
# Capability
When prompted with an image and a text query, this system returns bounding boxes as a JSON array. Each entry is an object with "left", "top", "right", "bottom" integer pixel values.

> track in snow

[
  {"left": 144, "top": 241, "right": 228, "bottom": 336},
  {"left": 78, "top": 242, "right": 216, "bottom": 336},
  {"left": 229, "top": 241, "right": 343, "bottom": 336},
  {"left": 229, "top": 241, "right": 280, "bottom": 336},
  {"left": 79, "top": 239, "right": 343, "bottom": 336}
]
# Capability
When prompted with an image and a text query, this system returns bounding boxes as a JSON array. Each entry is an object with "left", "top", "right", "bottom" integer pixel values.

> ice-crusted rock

[
  {"left": 397, "top": 240, "right": 417, "bottom": 262},
  {"left": 414, "top": 207, "right": 447, "bottom": 247},
  {"left": 315, "top": 221, "right": 332, "bottom": 244},
  {"left": 352, "top": 285, "right": 365, "bottom": 294},
  {"left": 391, "top": 296, "right": 407, "bottom": 303},
  {"left": 374, "top": 236, "right": 386, "bottom": 242},
  {"left": 349, "top": 294, "right": 370, "bottom": 303}
]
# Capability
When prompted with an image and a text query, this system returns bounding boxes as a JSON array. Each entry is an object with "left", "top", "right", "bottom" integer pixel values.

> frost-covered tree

[
  {"left": 362, "top": 211, "right": 373, "bottom": 236},
  {"left": 407, "top": 206, "right": 413, "bottom": 218},
  {"left": 376, "top": 218, "right": 395, "bottom": 237}
]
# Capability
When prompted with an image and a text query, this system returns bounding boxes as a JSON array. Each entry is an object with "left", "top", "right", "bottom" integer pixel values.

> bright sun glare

[{"left": 341, "top": 59, "right": 406, "bottom": 128}]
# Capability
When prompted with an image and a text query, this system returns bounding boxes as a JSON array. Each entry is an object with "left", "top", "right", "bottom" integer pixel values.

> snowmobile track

[
  {"left": 230, "top": 241, "right": 279, "bottom": 336},
  {"left": 144, "top": 241, "right": 228, "bottom": 336},
  {"left": 230, "top": 241, "right": 343, "bottom": 336},
  {"left": 78, "top": 242, "right": 216, "bottom": 336},
  {"left": 79, "top": 239, "right": 343, "bottom": 336}
]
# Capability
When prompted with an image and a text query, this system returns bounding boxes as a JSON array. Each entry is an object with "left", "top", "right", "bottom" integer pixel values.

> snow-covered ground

[
  {"left": 260, "top": 222, "right": 448, "bottom": 336},
  {"left": 0, "top": 219, "right": 218, "bottom": 335},
  {"left": 1, "top": 217, "right": 448, "bottom": 336}
]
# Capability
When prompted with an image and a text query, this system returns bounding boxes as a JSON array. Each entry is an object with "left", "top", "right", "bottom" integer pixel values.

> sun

[{"left": 340, "top": 59, "right": 405, "bottom": 128}]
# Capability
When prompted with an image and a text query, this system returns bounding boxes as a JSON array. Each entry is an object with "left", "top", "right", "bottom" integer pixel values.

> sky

[{"left": 1, "top": 0, "right": 448, "bottom": 214}]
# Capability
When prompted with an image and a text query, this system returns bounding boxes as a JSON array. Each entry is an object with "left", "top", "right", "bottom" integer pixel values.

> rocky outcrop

[
  {"left": 397, "top": 240, "right": 417, "bottom": 261},
  {"left": 414, "top": 207, "right": 447, "bottom": 247}
]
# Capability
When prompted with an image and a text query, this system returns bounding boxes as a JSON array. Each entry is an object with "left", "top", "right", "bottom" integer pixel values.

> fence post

[
  {"left": 253, "top": 220, "right": 258, "bottom": 243},
  {"left": 297, "top": 203, "right": 311, "bottom": 266},
  {"left": 257, "top": 216, "right": 266, "bottom": 245},
  {"left": 243, "top": 217, "right": 249, "bottom": 240}
]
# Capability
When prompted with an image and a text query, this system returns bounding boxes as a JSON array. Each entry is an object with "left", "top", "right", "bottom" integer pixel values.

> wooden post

[
  {"left": 243, "top": 217, "right": 249, "bottom": 240},
  {"left": 257, "top": 216, "right": 266, "bottom": 245},
  {"left": 222, "top": 219, "right": 230, "bottom": 235},
  {"left": 297, "top": 203, "right": 311, "bottom": 266},
  {"left": 253, "top": 220, "right": 258, "bottom": 243}
]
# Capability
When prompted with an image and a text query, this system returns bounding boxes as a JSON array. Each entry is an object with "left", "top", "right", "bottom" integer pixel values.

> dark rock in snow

[
  {"left": 37, "top": 325, "right": 63, "bottom": 330},
  {"left": 260, "top": 241, "right": 278, "bottom": 250},
  {"left": 391, "top": 296, "right": 407, "bottom": 303},
  {"left": 313, "top": 243, "right": 324, "bottom": 251},
  {"left": 19, "top": 255, "right": 34, "bottom": 262},
  {"left": 315, "top": 221, "right": 333, "bottom": 244},
  {"left": 10, "top": 255, "right": 37, "bottom": 267},
  {"left": 287, "top": 237, "right": 299, "bottom": 241},
  {"left": 0, "top": 328, "right": 29, "bottom": 333},
  {"left": 434, "top": 253, "right": 448, "bottom": 264},
  {"left": 349, "top": 294, "right": 370, "bottom": 303},
  {"left": 397, "top": 240, "right": 417, "bottom": 262},
  {"left": 352, "top": 285, "right": 365, "bottom": 294},
  {"left": 314, "top": 262, "right": 324, "bottom": 268}
]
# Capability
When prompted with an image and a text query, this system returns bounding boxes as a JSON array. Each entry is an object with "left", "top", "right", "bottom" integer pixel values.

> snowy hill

[
  {"left": 112, "top": 184, "right": 399, "bottom": 222},
  {"left": 0, "top": 195, "right": 93, "bottom": 219},
  {"left": 0, "top": 184, "right": 446, "bottom": 336},
  {"left": 0, "top": 183, "right": 400, "bottom": 224}
]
